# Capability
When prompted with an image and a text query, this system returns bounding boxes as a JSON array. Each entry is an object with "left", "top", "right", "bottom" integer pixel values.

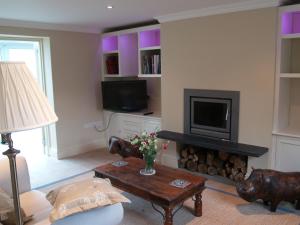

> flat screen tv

[{"left": 101, "top": 80, "right": 148, "bottom": 112}]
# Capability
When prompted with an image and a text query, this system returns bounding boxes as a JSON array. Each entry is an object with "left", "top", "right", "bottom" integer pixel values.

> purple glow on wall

[
  {"left": 140, "top": 29, "right": 160, "bottom": 48},
  {"left": 281, "top": 12, "right": 300, "bottom": 34},
  {"left": 102, "top": 36, "right": 118, "bottom": 52}
]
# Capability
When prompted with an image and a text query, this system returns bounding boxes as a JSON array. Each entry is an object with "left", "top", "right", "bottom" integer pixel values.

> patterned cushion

[{"left": 46, "top": 178, "right": 130, "bottom": 223}]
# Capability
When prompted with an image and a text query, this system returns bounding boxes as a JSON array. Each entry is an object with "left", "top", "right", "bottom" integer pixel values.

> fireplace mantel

[{"left": 157, "top": 130, "right": 268, "bottom": 157}]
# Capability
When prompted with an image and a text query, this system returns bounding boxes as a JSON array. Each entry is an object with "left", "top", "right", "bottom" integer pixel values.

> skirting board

[{"left": 57, "top": 137, "right": 107, "bottom": 159}]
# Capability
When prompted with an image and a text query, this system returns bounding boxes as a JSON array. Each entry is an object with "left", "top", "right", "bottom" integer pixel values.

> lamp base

[{"left": 2, "top": 133, "right": 23, "bottom": 225}]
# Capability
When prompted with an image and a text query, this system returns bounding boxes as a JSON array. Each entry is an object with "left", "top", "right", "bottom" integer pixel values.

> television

[{"left": 101, "top": 80, "right": 148, "bottom": 112}]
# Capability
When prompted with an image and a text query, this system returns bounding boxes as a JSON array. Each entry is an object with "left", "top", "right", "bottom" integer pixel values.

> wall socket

[{"left": 84, "top": 121, "right": 104, "bottom": 130}]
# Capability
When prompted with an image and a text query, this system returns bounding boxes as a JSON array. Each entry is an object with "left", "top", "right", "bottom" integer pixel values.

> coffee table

[{"left": 94, "top": 157, "right": 206, "bottom": 225}]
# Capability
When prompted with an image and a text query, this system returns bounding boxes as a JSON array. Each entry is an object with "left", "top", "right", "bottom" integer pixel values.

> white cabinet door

[
  {"left": 143, "top": 118, "right": 161, "bottom": 134},
  {"left": 120, "top": 115, "right": 143, "bottom": 141},
  {"left": 275, "top": 136, "right": 300, "bottom": 172}
]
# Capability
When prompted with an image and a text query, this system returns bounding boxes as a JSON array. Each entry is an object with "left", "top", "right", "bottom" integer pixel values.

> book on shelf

[
  {"left": 106, "top": 55, "right": 119, "bottom": 74},
  {"left": 142, "top": 54, "right": 161, "bottom": 74}
]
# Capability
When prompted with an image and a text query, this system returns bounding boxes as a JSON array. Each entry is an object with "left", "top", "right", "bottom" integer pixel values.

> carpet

[{"left": 39, "top": 172, "right": 300, "bottom": 225}]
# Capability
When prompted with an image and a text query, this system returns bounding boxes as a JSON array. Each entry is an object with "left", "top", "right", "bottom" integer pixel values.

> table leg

[
  {"left": 163, "top": 207, "right": 173, "bottom": 225},
  {"left": 194, "top": 192, "right": 203, "bottom": 217}
]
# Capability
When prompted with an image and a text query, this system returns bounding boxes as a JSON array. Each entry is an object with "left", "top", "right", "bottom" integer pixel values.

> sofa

[{"left": 0, "top": 156, "right": 124, "bottom": 225}]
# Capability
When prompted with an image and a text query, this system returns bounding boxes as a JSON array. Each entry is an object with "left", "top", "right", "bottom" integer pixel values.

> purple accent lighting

[
  {"left": 282, "top": 12, "right": 300, "bottom": 35},
  {"left": 102, "top": 36, "right": 118, "bottom": 52},
  {"left": 140, "top": 29, "right": 160, "bottom": 48}
]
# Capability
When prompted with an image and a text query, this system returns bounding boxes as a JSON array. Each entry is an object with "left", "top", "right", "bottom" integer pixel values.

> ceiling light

[{"left": 107, "top": 5, "right": 113, "bottom": 9}]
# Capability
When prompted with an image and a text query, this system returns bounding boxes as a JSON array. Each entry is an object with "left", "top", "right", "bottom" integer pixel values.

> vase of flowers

[{"left": 131, "top": 132, "right": 158, "bottom": 176}]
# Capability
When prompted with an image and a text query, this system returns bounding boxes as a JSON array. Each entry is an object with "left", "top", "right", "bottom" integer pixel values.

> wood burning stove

[{"left": 184, "top": 89, "right": 240, "bottom": 142}]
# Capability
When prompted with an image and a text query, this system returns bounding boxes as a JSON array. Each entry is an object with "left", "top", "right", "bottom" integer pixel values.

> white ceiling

[{"left": 0, "top": 0, "right": 279, "bottom": 33}]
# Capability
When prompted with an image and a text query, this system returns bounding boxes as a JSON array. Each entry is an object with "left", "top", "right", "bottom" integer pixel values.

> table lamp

[{"left": 0, "top": 62, "right": 58, "bottom": 225}]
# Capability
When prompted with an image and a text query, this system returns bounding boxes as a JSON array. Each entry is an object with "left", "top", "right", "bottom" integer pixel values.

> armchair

[{"left": 0, "top": 156, "right": 124, "bottom": 225}]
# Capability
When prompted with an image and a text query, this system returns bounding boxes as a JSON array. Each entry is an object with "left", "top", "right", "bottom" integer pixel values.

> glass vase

[{"left": 140, "top": 153, "right": 156, "bottom": 176}]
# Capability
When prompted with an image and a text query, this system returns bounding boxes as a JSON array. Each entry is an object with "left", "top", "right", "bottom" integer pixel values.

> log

[
  {"left": 233, "top": 157, "right": 247, "bottom": 170},
  {"left": 218, "top": 151, "right": 230, "bottom": 161},
  {"left": 218, "top": 168, "right": 227, "bottom": 177},
  {"left": 241, "top": 166, "right": 247, "bottom": 174},
  {"left": 207, "top": 152, "right": 215, "bottom": 166},
  {"left": 186, "top": 160, "right": 197, "bottom": 172},
  {"left": 207, "top": 166, "right": 218, "bottom": 176},
  {"left": 181, "top": 148, "right": 188, "bottom": 158},
  {"left": 193, "top": 154, "right": 199, "bottom": 162},
  {"left": 229, "top": 155, "right": 237, "bottom": 164},
  {"left": 213, "top": 158, "right": 224, "bottom": 169},
  {"left": 197, "top": 152, "right": 206, "bottom": 164},
  {"left": 226, "top": 167, "right": 232, "bottom": 175},
  {"left": 178, "top": 158, "right": 188, "bottom": 168},
  {"left": 231, "top": 168, "right": 239, "bottom": 177},
  {"left": 198, "top": 164, "right": 208, "bottom": 174},
  {"left": 189, "top": 147, "right": 195, "bottom": 154},
  {"left": 234, "top": 172, "right": 245, "bottom": 182}
]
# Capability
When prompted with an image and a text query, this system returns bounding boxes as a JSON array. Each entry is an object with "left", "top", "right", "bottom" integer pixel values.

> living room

[{"left": 0, "top": 0, "right": 300, "bottom": 225}]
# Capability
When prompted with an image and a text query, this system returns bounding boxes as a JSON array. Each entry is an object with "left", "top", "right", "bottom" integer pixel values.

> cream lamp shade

[{"left": 0, "top": 62, "right": 58, "bottom": 134}]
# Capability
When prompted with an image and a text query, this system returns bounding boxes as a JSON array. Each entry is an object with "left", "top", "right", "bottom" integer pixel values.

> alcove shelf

[
  {"left": 101, "top": 25, "right": 161, "bottom": 79},
  {"left": 280, "top": 73, "right": 300, "bottom": 78}
]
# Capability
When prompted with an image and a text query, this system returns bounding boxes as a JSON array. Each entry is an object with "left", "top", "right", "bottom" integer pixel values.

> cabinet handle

[{"left": 225, "top": 108, "right": 229, "bottom": 121}]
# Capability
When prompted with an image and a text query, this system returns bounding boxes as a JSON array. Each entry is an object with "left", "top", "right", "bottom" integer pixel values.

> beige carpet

[{"left": 39, "top": 172, "right": 300, "bottom": 225}]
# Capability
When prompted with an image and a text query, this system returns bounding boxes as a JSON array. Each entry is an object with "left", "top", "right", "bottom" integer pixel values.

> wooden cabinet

[
  {"left": 101, "top": 25, "right": 161, "bottom": 79},
  {"left": 272, "top": 4, "right": 300, "bottom": 171}
]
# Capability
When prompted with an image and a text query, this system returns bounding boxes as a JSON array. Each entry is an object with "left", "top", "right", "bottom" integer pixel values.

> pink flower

[{"left": 162, "top": 143, "right": 169, "bottom": 150}]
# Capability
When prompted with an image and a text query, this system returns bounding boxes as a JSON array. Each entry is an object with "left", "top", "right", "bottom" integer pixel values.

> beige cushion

[
  {"left": 20, "top": 191, "right": 52, "bottom": 225},
  {"left": 46, "top": 178, "right": 130, "bottom": 223},
  {"left": 0, "top": 188, "right": 32, "bottom": 225}
]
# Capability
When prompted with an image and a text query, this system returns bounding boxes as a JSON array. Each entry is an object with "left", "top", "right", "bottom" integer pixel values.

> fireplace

[
  {"left": 184, "top": 89, "right": 240, "bottom": 142},
  {"left": 157, "top": 89, "right": 268, "bottom": 182}
]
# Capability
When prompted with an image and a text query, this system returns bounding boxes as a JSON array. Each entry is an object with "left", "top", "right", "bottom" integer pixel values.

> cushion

[
  {"left": 0, "top": 188, "right": 32, "bottom": 225},
  {"left": 20, "top": 190, "right": 52, "bottom": 225},
  {"left": 46, "top": 178, "right": 130, "bottom": 223}
]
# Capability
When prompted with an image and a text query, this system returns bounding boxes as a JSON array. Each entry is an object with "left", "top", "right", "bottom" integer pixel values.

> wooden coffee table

[{"left": 94, "top": 157, "right": 206, "bottom": 225}]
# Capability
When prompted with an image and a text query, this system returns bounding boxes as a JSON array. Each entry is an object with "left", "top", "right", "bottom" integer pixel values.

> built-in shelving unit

[
  {"left": 272, "top": 4, "right": 300, "bottom": 172},
  {"left": 101, "top": 25, "right": 162, "bottom": 117},
  {"left": 274, "top": 5, "right": 300, "bottom": 136},
  {"left": 101, "top": 25, "right": 161, "bottom": 79}
]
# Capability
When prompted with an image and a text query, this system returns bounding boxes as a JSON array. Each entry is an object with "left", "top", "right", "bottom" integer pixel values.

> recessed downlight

[{"left": 107, "top": 5, "right": 113, "bottom": 9}]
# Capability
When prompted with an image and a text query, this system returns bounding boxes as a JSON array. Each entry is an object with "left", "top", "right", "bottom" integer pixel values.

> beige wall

[
  {"left": 161, "top": 8, "right": 277, "bottom": 167},
  {"left": 0, "top": 26, "right": 104, "bottom": 158}
]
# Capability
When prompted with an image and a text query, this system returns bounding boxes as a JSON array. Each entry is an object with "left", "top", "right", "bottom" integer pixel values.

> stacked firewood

[{"left": 179, "top": 146, "right": 247, "bottom": 182}]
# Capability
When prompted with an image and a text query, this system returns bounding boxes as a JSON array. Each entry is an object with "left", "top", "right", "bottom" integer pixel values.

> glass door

[{"left": 0, "top": 39, "right": 48, "bottom": 156}]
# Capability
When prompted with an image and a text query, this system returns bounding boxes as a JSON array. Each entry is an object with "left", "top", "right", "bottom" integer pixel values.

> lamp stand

[{"left": 2, "top": 133, "right": 23, "bottom": 225}]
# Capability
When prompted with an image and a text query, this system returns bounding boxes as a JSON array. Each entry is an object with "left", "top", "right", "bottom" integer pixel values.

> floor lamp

[{"left": 0, "top": 62, "right": 58, "bottom": 225}]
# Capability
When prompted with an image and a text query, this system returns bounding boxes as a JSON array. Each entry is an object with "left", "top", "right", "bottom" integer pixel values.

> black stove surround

[{"left": 184, "top": 89, "right": 240, "bottom": 142}]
